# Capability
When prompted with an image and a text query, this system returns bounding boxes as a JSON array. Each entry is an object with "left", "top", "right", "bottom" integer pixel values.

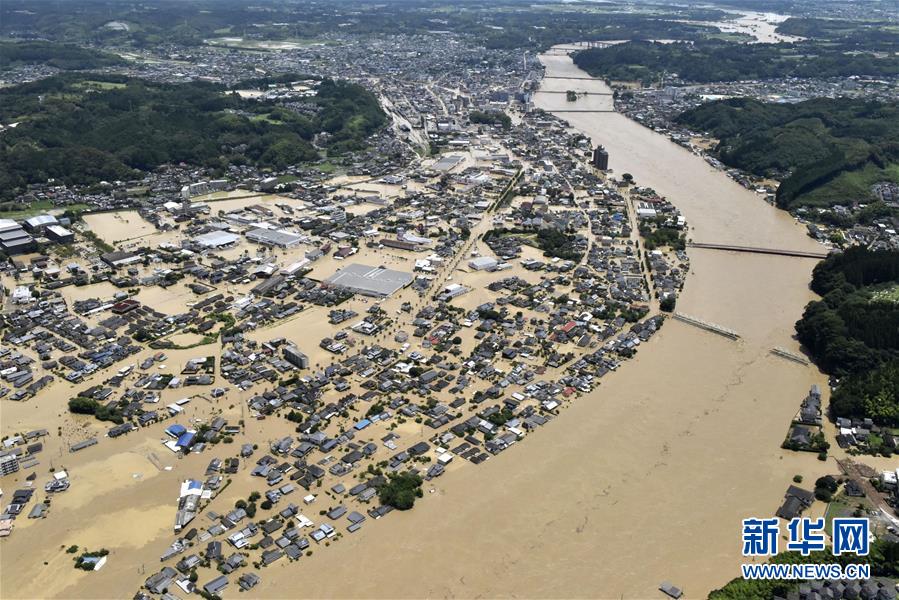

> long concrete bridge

[
  {"left": 549, "top": 109, "right": 615, "bottom": 113},
  {"left": 672, "top": 313, "right": 740, "bottom": 340},
  {"left": 687, "top": 242, "right": 829, "bottom": 259},
  {"left": 542, "top": 76, "right": 607, "bottom": 81},
  {"left": 533, "top": 90, "right": 613, "bottom": 96}
]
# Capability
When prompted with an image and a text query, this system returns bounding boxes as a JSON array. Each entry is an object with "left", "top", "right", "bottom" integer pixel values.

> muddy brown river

[
  {"left": 245, "top": 52, "right": 835, "bottom": 599},
  {"left": 0, "top": 52, "right": 836, "bottom": 600}
]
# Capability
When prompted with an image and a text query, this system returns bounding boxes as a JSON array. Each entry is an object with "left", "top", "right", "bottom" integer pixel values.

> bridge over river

[
  {"left": 533, "top": 90, "right": 613, "bottom": 95},
  {"left": 688, "top": 242, "right": 830, "bottom": 259},
  {"left": 542, "top": 75, "right": 610, "bottom": 80}
]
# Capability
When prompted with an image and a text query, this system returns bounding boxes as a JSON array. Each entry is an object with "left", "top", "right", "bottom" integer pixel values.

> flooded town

[{"left": 1, "top": 1, "right": 897, "bottom": 599}]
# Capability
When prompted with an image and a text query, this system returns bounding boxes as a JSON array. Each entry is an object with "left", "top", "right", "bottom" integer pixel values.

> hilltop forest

[
  {"left": 0, "top": 74, "right": 386, "bottom": 199},
  {"left": 573, "top": 39, "right": 899, "bottom": 85},
  {"left": 0, "top": 41, "right": 124, "bottom": 71},
  {"left": 794, "top": 248, "right": 899, "bottom": 427},
  {"left": 674, "top": 97, "right": 899, "bottom": 210}
]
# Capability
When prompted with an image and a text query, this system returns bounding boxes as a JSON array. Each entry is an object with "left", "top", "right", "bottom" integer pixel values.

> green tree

[{"left": 378, "top": 472, "right": 423, "bottom": 511}]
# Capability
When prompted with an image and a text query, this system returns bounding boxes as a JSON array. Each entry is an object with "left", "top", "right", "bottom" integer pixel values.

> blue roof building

[{"left": 166, "top": 424, "right": 187, "bottom": 438}]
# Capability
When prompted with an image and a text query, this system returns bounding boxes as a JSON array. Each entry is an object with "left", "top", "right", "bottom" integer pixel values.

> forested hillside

[
  {"left": 0, "top": 75, "right": 385, "bottom": 198},
  {"left": 0, "top": 41, "right": 124, "bottom": 71},
  {"left": 573, "top": 40, "right": 899, "bottom": 85},
  {"left": 0, "top": 0, "right": 731, "bottom": 51},
  {"left": 794, "top": 248, "right": 899, "bottom": 426},
  {"left": 709, "top": 539, "right": 899, "bottom": 600},
  {"left": 776, "top": 17, "right": 899, "bottom": 45},
  {"left": 674, "top": 97, "right": 899, "bottom": 210}
]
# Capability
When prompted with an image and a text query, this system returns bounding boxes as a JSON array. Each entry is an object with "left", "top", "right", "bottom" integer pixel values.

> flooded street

[
  {"left": 0, "top": 50, "right": 840, "bottom": 600},
  {"left": 249, "top": 53, "right": 835, "bottom": 599}
]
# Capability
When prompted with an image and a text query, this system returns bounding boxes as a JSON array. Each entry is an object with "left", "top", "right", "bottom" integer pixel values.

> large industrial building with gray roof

[{"left": 323, "top": 263, "right": 414, "bottom": 298}]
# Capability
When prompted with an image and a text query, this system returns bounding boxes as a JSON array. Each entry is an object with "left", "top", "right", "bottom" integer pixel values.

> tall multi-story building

[
  {"left": 0, "top": 453, "right": 20, "bottom": 476},
  {"left": 592, "top": 146, "right": 609, "bottom": 170},
  {"left": 283, "top": 345, "right": 310, "bottom": 369}
]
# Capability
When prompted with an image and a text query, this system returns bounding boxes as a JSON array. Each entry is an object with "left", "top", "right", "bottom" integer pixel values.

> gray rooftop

[
  {"left": 245, "top": 228, "right": 304, "bottom": 247},
  {"left": 433, "top": 154, "right": 464, "bottom": 172},
  {"left": 324, "top": 263, "right": 414, "bottom": 297},
  {"left": 195, "top": 230, "right": 240, "bottom": 248},
  {"left": 25, "top": 214, "right": 58, "bottom": 227}
]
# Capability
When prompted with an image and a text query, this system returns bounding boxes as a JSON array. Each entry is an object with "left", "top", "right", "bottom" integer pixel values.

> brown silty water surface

[
  {"left": 0, "top": 50, "right": 838, "bottom": 600},
  {"left": 242, "top": 51, "right": 835, "bottom": 599}
]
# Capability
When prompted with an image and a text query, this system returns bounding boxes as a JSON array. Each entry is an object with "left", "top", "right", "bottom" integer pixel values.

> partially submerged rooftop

[{"left": 323, "top": 263, "right": 414, "bottom": 298}]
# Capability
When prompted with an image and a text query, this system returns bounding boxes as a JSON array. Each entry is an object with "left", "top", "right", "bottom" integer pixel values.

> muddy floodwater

[
  {"left": 0, "top": 52, "right": 838, "bottom": 600},
  {"left": 677, "top": 10, "right": 801, "bottom": 44},
  {"left": 247, "top": 52, "right": 835, "bottom": 599}
]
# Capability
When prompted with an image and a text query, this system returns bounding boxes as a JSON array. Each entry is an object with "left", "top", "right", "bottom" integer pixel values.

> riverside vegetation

[
  {"left": 573, "top": 38, "right": 899, "bottom": 85},
  {"left": 674, "top": 98, "right": 899, "bottom": 211},
  {"left": 709, "top": 538, "right": 899, "bottom": 600},
  {"left": 795, "top": 248, "right": 899, "bottom": 430}
]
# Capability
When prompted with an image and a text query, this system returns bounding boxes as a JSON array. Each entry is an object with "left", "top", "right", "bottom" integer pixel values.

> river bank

[
  {"left": 235, "top": 51, "right": 837, "bottom": 599},
  {"left": 0, "top": 48, "right": 840, "bottom": 600}
]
